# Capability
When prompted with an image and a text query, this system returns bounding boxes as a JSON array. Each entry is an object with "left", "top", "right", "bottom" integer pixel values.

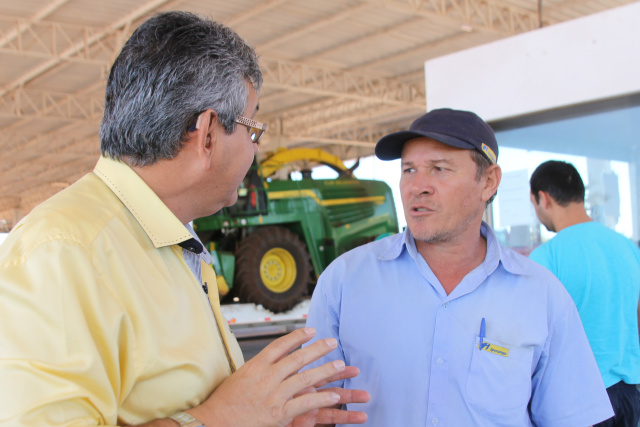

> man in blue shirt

[
  {"left": 529, "top": 160, "right": 640, "bottom": 427},
  {"left": 303, "top": 108, "right": 614, "bottom": 427}
]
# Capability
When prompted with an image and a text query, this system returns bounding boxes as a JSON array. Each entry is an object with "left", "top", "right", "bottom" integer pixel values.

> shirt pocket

[{"left": 466, "top": 336, "right": 534, "bottom": 420}]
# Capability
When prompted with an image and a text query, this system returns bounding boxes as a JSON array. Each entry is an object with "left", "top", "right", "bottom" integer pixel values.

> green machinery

[{"left": 193, "top": 148, "right": 399, "bottom": 313}]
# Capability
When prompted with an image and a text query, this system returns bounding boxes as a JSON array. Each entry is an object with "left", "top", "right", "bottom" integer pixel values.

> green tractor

[{"left": 193, "top": 148, "right": 399, "bottom": 312}]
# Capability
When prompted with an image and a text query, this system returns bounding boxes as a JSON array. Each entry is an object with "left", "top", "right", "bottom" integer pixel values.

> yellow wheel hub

[{"left": 260, "top": 248, "right": 297, "bottom": 293}]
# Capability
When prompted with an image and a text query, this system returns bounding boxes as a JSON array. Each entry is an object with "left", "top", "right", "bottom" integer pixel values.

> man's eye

[{"left": 402, "top": 168, "right": 415, "bottom": 174}]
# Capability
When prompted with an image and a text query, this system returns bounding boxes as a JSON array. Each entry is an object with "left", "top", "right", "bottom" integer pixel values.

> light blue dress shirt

[
  {"left": 304, "top": 223, "right": 613, "bottom": 427},
  {"left": 182, "top": 222, "right": 212, "bottom": 286}
]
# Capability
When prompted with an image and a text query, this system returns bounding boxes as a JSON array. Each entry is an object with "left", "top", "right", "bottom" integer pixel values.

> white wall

[{"left": 424, "top": 2, "right": 640, "bottom": 121}]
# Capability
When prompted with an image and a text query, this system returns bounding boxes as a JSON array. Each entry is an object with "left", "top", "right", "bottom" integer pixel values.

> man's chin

[
  {"left": 407, "top": 224, "right": 436, "bottom": 243},
  {"left": 223, "top": 194, "right": 239, "bottom": 208},
  {"left": 202, "top": 199, "right": 232, "bottom": 218}
]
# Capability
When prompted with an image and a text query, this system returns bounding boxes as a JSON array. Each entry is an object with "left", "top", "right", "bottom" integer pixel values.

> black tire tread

[{"left": 235, "top": 226, "right": 312, "bottom": 313}]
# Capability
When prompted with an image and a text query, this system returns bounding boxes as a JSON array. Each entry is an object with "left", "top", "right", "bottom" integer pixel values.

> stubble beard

[
  {"left": 408, "top": 207, "right": 480, "bottom": 245},
  {"left": 543, "top": 221, "right": 556, "bottom": 233}
]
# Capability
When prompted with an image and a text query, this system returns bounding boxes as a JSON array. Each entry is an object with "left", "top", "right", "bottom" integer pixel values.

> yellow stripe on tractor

[
  {"left": 268, "top": 189, "right": 385, "bottom": 206},
  {"left": 260, "top": 148, "right": 349, "bottom": 178}
]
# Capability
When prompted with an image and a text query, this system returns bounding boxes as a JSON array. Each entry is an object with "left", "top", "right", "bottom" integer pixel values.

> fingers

[
  {"left": 252, "top": 327, "right": 317, "bottom": 365},
  {"left": 289, "top": 386, "right": 370, "bottom": 426},
  {"left": 282, "top": 359, "right": 369, "bottom": 426},
  {"left": 314, "top": 366, "right": 359, "bottom": 388},
  {"left": 289, "top": 407, "right": 319, "bottom": 427},
  {"left": 282, "top": 389, "right": 341, "bottom": 422},
  {"left": 276, "top": 357, "right": 349, "bottom": 420},
  {"left": 281, "top": 358, "right": 345, "bottom": 399},
  {"left": 270, "top": 336, "right": 339, "bottom": 385},
  {"left": 322, "top": 387, "right": 370, "bottom": 405},
  {"left": 316, "top": 407, "right": 368, "bottom": 425}
]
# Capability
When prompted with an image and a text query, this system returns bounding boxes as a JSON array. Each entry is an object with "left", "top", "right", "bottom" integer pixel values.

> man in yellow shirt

[{"left": 0, "top": 11, "right": 368, "bottom": 427}]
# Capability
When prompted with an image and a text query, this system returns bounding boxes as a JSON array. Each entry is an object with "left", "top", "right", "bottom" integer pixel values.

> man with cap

[{"left": 302, "top": 108, "right": 614, "bottom": 427}]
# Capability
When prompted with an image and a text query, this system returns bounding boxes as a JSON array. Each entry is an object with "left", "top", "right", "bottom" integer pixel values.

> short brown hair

[{"left": 470, "top": 150, "right": 496, "bottom": 204}]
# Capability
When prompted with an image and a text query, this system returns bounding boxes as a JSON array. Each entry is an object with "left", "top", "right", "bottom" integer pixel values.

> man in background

[
  {"left": 303, "top": 108, "right": 613, "bottom": 427},
  {"left": 530, "top": 160, "right": 640, "bottom": 427},
  {"left": 0, "top": 11, "right": 368, "bottom": 427}
]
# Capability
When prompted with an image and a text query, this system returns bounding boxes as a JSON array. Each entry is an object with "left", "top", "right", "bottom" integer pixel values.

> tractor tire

[{"left": 235, "top": 226, "right": 313, "bottom": 313}]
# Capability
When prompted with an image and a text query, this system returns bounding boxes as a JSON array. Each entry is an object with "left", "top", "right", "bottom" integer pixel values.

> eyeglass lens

[{"left": 249, "top": 127, "right": 264, "bottom": 143}]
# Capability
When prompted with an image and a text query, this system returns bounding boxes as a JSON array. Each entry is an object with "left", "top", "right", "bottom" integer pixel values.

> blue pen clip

[{"left": 479, "top": 317, "right": 486, "bottom": 349}]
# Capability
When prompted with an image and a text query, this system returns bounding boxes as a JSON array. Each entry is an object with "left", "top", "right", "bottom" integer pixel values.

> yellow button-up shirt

[{"left": 0, "top": 156, "right": 243, "bottom": 426}]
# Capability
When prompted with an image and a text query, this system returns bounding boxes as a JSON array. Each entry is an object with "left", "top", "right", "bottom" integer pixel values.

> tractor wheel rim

[{"left": 260, "top": 247, "right": 297, "bottom": 293}]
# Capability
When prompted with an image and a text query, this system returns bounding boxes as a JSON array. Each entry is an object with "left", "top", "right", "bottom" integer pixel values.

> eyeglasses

[
  {"left": 235, "top": 116, "right": 268, "bottom": 144},
  {"left": 187, "top": 114, "right": 268, "bottom": 144}
]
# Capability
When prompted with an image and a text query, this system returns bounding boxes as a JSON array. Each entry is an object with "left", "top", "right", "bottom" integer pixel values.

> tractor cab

[{"left": 228, "top": 159, "right": 267, "bottom": 217}]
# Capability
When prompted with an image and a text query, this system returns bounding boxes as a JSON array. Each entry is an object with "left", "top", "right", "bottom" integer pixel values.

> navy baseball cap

[{"left": 375, "top": 108, "right": 498, "bottom": 164}]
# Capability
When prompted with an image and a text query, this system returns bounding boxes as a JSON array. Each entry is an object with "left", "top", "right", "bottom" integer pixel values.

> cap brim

[{"left": 375, "top": 130, "right": 477, "bottom": 160}]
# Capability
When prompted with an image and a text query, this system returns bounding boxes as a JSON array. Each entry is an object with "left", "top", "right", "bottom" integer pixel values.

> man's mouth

[{"left": 411, "top": 205, "right": 435, "bottom": 214}]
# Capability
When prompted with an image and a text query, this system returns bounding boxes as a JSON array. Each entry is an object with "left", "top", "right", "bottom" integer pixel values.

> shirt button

[
  {"left": 436, "top": 358, "right": 443, "bottom": 366},
  {"left": 443, "top": 302, "right": 449, "bottom": 309},
  {"left": 432, "top": 417, "right": 439, "bottom": 425}
]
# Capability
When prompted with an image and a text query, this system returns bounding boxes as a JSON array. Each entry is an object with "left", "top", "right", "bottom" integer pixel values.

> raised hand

[{"left": 187, "top": 328, "right": 368, "bottom": 427}]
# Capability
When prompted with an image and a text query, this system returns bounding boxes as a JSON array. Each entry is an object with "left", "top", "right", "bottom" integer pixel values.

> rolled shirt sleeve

[{"left": 0, "top": 239, "right": 130, "bottom": 426}]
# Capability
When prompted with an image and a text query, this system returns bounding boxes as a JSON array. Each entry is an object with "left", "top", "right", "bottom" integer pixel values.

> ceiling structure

[{"left": 0, "top": 0, "right": 636, "bottom": 228}]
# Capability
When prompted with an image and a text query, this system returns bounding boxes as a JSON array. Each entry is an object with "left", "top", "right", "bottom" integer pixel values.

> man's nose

[{"left": 411, "top": 171, "right": 434, "bottom": 195}]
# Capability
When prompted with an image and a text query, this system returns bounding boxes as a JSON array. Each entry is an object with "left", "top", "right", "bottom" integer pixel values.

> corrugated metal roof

[{"left": 0, "top": 0, "right": 636, "bottom": 224}]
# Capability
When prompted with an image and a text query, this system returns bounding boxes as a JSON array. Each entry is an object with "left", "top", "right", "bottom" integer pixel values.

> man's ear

[
  {"left": 530, "top": 190, "right": 539, "bottom": 206},
  {"left": 482, "top": 164, "right": 501, "bottom": 201},
  {"left": 191, "top": 109, "right": 218, "bottom": 170},
  {"left": 538, "top": 191, "right": 552, "bottom": 209}
]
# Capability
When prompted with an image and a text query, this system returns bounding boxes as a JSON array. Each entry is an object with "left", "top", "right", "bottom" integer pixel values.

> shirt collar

[
  {"left": 484, "top": 222, "right": 532, "bottom": 276},
  {"left": 377, "top": 222, "right": 531, "bottom": 277},
  {"left": 93, "top": 156, "right": 195, "bottom": 249},
  {"left": 377, "top": 228, "right": 408, "bottom": 261},
  {"left": 184, "top": 223, "right": 211, "bottom": 262}
]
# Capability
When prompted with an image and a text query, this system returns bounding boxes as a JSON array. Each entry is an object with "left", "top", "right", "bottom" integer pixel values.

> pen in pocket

[{"left": 479, "top": 317, "right": 486, "bottom": 349}]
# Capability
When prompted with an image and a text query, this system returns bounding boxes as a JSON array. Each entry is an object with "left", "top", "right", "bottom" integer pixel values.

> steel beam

[
  {"left": 256, "top": 3, "right": 372, "bottom": 51},
  {"left": 366, "top": 0, "right": 542, "bottom": 35},
  {"left": 0, "top": 87, "right": 104, "bottom": 122},
  {"left": 0, "top": 0, "right": 174, "bottom": 97},
  {"left": 261, "top": 57, "right": 426, "bottom": 107}
]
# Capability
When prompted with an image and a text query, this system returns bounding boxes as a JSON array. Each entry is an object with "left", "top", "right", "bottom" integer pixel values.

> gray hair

[
  {"left": 470, "top": 149, "right": 497, "bottom": 205},
  {"left": 100, "top": 11, "right": 262, "bottom": 166}
]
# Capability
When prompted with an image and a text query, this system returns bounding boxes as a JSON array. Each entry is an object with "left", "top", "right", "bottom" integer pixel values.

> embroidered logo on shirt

[{"left": 480, "top": 342, "right": 509, "bottom": 357}]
